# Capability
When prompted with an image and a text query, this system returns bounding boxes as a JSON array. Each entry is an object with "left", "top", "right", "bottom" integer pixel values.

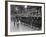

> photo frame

[{"left": 5, "top": 1, "right": 45, "bottom": 36}]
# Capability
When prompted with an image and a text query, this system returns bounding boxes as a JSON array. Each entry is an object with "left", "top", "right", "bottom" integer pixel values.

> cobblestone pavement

[{"left": 10, "top": 21, "right": 40, "bottom": 32}]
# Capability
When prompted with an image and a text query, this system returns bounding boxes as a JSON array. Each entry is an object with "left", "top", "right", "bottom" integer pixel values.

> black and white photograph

[
  {"left": 11, "top": 5, "right": 42, "bottom": 32},
  {"left": 6, "top": 1, "right": 45, "bottom": 35}
]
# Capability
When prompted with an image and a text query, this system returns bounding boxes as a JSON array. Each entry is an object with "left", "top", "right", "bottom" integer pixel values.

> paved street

[{"left": 10, "top": 21, "right": 39, "bottom": 32}]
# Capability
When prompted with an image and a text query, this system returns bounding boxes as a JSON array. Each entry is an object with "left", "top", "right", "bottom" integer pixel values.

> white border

[{"left": 8, "top": 2, "right": 44, "bottom": 35}]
